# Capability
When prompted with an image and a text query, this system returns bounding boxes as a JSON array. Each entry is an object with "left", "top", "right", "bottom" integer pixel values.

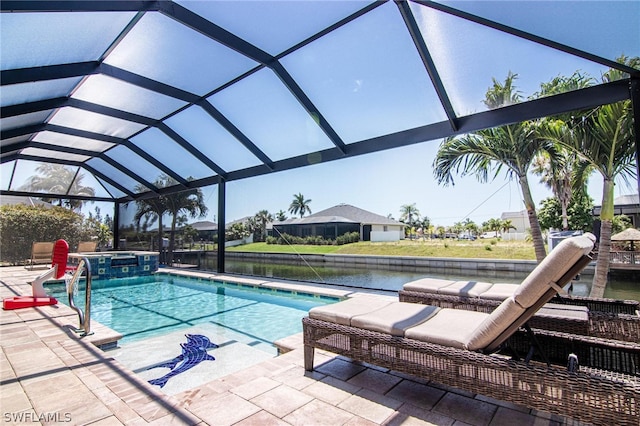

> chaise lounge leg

[{"left": 304, "top": 344, "right": 315, "bottom": 371}]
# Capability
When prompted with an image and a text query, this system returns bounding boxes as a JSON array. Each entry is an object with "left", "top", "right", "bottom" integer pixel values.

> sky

[{"left": 3, "top": 1, "right": 639, "bottom": 229}]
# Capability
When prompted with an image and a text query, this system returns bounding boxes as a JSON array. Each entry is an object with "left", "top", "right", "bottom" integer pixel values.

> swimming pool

[{"left": 45, "top": 273, "right": 337, "bottom": 346}]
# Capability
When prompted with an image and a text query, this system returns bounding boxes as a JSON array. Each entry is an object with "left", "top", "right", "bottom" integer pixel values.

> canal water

[{"left": 176, "top": 253, "right": 639, "bottom": 301}]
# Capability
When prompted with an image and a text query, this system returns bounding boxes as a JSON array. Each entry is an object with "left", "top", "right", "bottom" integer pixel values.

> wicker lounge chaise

[
  {"left": 399, "top": 270, "right": 639, "bottom": 343},
  {"left": 303, "top": 233, "right": 639, "bottom": 425}
]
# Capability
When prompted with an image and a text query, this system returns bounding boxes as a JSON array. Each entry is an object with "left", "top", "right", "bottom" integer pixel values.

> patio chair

[
  {"left": 77, "top": 241, "right": 97, "bottom": 253},
  {"left": 303, "top": 233, "right": 639, "bottom": 425},
  {"left": 26, "top": 241, "right": 54, "bottom": 270},
  {"left": 399, "top": 276, "right": 640, "bottom": 343}
]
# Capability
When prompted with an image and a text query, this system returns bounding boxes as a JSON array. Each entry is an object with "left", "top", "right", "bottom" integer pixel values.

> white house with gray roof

[{"left": 272, "top": 204, "right": 405, "bottom": 242}]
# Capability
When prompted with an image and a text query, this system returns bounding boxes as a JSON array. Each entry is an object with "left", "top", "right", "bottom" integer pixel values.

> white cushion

[
  {"left": 402, "top": 278, "right": 454, "bottom": 293},
  {"left": 309, "top": 297, "right": 392, "bottom": 325},
  {"left": 477, "top": 283, "right": 518, "bottom": 301},
  {"left": 466, "top": 297, "right": 525, "bottom": 351},
  {"left": 405, "top": 309, "right": 488, "bottom": 349},
  {"left": 351, "top": 302, "right": 440, "bottom": 336},
  {"left": 438, "top": 281, "right": 494, "bottom": 297}
]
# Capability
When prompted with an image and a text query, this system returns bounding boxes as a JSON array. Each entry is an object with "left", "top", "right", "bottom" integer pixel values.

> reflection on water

[{"left": 173, "top": 254, "right": 639, "bottom": 301}]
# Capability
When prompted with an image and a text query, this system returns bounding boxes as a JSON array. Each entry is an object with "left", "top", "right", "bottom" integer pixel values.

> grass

[{"left": 226, "top": 239, "right": 538, "bottom": 260}]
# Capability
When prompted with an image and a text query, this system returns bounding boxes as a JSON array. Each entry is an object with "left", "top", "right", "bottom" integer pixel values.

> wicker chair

[
  {"left": 303, "top": 234, "right": 639, "bottom": 425},
  {"left": 399, "top": 280, "right": 639, "bottom": 342}
]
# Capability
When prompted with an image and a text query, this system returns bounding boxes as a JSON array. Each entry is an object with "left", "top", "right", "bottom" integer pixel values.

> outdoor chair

[
  {"left": 303, "top": 233, "right": 639, "bottom": 425},
  {"left": 399, "top": 276, "right": 639, "bottom": 343},
  {"left": 26, "top": 241, "right": 54, "bottom": 270},
  {"left": 76, "top": 241, "right": 97, "bottom": 253}
]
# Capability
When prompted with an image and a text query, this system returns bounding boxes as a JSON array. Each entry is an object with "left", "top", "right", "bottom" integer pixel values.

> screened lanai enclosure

[{"left": 1, "top": 1, "right": 639, "bottom": 271}]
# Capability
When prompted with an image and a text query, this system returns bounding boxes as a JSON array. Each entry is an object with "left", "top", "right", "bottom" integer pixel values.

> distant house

[
  {"left": 500, "top": 210, "right": 529, "bottom": 241},
  {"left": 272, "top": 204, "right": 405, "bottom": 242},
  {"left": 188, "top": 220, "right": 218, "bottom": 241},
  {"left": 0, "top": 195, "right": 53, "bottom": 208},
  {"left": 593, "top": 193, "right": 640, "bottom": 228}
]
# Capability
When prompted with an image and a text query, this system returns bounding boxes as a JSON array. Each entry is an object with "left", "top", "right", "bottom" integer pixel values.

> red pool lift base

[
  {"left": 3, "top": 239, "right": 69, "bottom": 310},
  {"left": 3, "top": 296, "right": 58, "bottom": 310}
]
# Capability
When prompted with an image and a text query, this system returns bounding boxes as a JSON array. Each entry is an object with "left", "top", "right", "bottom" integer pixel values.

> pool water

[{"left": 45, "top": 274, "right": 336, "bottom": 346}]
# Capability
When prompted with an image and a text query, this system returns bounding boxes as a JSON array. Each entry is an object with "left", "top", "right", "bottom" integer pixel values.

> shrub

[
  {"left": 0, "top": 204, "right": 88, "bottom": 265},
  {"left": 490, "top": 239, "right": 498, "bottom": 245},
  {"left": 267, "top": 231, "right": 360, "bottom": 246},
  {"left": 485, "top": 245, "right": 493, "bottom": 251},
  {"left": 336, "top": 232, "right": 360, "bottom": 245}
]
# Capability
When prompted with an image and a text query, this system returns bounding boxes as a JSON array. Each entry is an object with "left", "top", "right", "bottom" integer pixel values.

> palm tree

[
  {"left": 433, "top": 73, "right": 550, "bottom": 262},
  {"left": 545, "top": 56, "right": 639, "bottom": 298},
  {"left": 531, "top": 148, "right": 579, "bottom": 231},
  {"left": 533, "top": 72, "right": 595, "bottom": 231},
  {"left": 134, "top": 174, "right": 208, "bottom": 263},
  {"left": 164, "top": 187, "right": 208, "bottom": 258},
  {"left": 483, "top": 218, "right": 503, "bottom": 237},
  {"left": 20, "top": 163, "right": 95, "bottom": 210},
  {"left": 567, "top": 101, "right": 635, "bottom": 297},
  {"left": 501, "top": 219, "right": 516, "bottom": 235},
  {"left": 399, "top": 203, "right": 420, "bottom": 238},
  {"left": 254, "top": 210, "right": 273, "bottom": 242},
  {"left": 275, "top": 210, "right": 288, "bottom": 222},
  {"left": 288, "top": 193, "right": 312, "bottom": 218}
]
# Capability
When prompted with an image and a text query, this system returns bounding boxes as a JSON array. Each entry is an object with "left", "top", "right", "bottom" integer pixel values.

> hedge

[
  {"left": 0, "top": 204, "right": 90, "bottom": 265},
  {"left": 267, "top": 231, "right": 360, "bottom": 246}
]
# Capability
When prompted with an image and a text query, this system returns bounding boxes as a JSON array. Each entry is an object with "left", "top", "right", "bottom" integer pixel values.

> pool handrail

[{"left": 66, "top": 257, "right": 93, "bottom": 336}]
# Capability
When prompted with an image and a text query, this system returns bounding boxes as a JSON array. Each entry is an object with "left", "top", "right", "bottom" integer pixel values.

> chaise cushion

[
  {"left": 309, "top": 297, "right": 392, "bottom": 325},
  {"left": 351, "top": 302, "right": 440, "bottom": 336},
  {"left": 402, "top": 278, "right": 455, "bottom": 293},
  {"left": 404, "top": 308, "right": 489, "bottom": 349},
  {"left": 478, "top": 283, "right": 518, "bottom": 301},
  {"left": 438, "top": 281, "right": 494, "bottom": 297},
  {"left": 465, "top": 297, "right": 526, "bottom": 350},
  {"left": 512, "top": 233, "right": 595, "bottom": 308}
]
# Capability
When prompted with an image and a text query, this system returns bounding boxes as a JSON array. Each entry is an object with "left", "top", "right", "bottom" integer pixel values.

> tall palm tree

[
  {"left": 399, "top": 203, "right": 420, "bottom": 238},
  {"left": 544, "top": 56, "right": 639, "bottom": 297},
  {"left": 433, "top": 73, "right": 550, "bottom": 262},
  {"left": 20, "top": 164, "right": 95, "bottom": 210},
  {"left": 288, "top": 193, "right": 312, "bottom": 218},
  {"left": 134, "top": 174, "right": 207, "bottom": 263},
  {"left": 164, "top": 187, "right": 208, "bottom": 257},
  {"left": 531, "top": 148, "right": 580, "bottom": 231},
  {"left": 532, "top": 71, "right": 595, "bottom": 231},
  {"left": 566, "top": 101, "right": 635, "bottom": 297}
]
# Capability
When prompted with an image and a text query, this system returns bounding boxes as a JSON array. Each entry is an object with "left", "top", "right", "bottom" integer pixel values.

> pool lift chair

[
  {"left": 3, "top": 239, "right": 94, "bottom": 336},
  {"left": 303, "top": 233, "right": 640, "bottom": 425}
]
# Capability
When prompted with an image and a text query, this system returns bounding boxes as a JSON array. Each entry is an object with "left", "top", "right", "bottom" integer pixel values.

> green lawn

[{"left": 226, "top": 239, "right": 538, "bottom": 260}]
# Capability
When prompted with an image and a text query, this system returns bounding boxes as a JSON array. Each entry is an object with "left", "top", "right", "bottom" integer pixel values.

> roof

[
  {"left": 188, "top": 221, "right": 218, "bottom": 231},
  {"left": 614, "top": 194, "right": 640, "bottom": 206},
  {"left": 1, "top": 1, "right": 637, "bottom": 204},
  {"left": 0, "top": 195, "right": 53, "bottom": 208},
  {"left": 276, "top": 203, "right": 402, "bottom": 226}
]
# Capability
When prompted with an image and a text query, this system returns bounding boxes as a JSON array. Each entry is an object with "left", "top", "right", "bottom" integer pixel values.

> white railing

[{"left": 610, "top": 251, "right": 640, "bottom": 265}]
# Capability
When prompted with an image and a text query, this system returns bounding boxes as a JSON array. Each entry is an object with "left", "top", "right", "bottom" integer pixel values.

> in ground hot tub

[{"left": 68, "top": 251, "right": 159, "bottom": 279}]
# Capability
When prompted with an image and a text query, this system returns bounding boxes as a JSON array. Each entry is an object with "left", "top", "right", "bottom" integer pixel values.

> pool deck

[{"left": 0, "top": 266, "right": 584, "bottom": 425}]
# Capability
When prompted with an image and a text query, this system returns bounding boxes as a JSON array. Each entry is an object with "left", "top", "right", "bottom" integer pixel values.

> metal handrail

[{"left": 66, "top": 256, "right": 92, "bottom": 336}]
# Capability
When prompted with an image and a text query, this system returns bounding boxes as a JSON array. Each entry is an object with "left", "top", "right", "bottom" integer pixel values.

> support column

[
  {"left": 113, "top": 201, "right": 120, "bottom": 250},
  {"left": 217, "top": 179, "right": 226, "bottom": 273},
  {"left": 630, "top": 78, "right": 640, "bottom": 198}
]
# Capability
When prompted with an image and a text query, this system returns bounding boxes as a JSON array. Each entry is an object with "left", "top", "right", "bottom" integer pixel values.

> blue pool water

[{"left": 45, "top": 274, "right": 337, "bottom": 345}]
